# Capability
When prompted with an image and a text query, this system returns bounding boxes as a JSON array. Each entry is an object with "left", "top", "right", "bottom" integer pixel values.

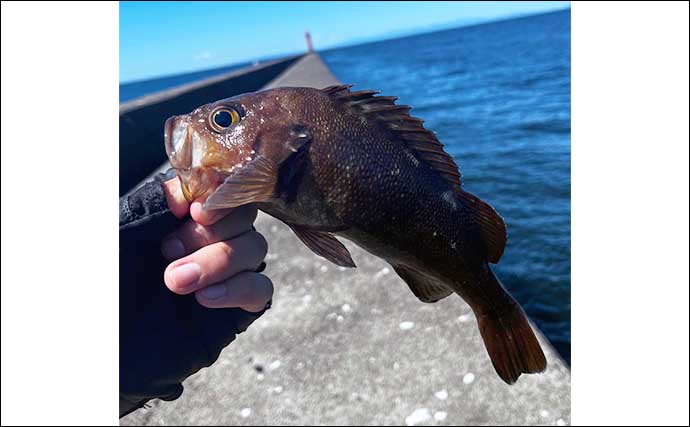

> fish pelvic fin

[
  {"left": 288, "top": 224, "right": 356, "bottom": 268},
  {"left": 392, "top": 264, "right": 453, "bottom": 303},
  {"left": 456, "top": 189, "right": 507, "bottom": 263},
  {"left": 473, "top": 268, "right": 547, "bottom": 384}
]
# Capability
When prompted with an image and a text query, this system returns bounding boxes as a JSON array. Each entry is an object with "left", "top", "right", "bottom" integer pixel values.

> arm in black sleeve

[
  {"left": 120, "top": 168, "right": 179, "bottom": 238},
  {"left": 119, "top": 171, "right": 267, "bottom": 417}
]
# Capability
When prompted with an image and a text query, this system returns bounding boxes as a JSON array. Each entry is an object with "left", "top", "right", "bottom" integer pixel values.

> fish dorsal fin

[{"left": 322, "top": 84, "right": 462, "bottom": 191}]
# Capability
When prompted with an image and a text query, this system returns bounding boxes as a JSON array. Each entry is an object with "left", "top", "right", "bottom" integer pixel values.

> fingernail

[
  {"left": 162, "top": 237, "right": 185, "bottom": 260},
  {"left": 200, "top": 284, "right": 227, "bottom": 300},
  {"left": 171, "top": 263, "right": 201, "bottom": 290}
]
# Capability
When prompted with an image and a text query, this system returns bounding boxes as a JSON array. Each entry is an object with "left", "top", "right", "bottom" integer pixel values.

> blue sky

[{"left": 120, "top": 1, "right": 570, "bottom": 83}]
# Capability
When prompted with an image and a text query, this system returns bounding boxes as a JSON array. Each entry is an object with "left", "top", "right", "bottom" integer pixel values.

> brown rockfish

[{"left": 164, "top": 85, "right": 547, "bottom": 384}]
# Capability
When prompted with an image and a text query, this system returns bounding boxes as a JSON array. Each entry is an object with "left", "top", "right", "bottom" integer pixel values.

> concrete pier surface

[{"left": 121, "top": 53, "right": 570, "bottom": 426}]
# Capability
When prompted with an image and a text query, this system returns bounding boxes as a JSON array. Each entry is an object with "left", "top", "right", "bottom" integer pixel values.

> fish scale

[{"left": 164, "top": 85, "right": 546, "bottom": 384}]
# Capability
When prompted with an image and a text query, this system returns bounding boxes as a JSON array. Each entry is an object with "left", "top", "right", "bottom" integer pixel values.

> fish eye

[{"left": 210, "top": 107, "right": 240, "bottom": 131}]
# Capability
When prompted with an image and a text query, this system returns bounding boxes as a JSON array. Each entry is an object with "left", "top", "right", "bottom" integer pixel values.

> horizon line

[{"left": 120, "top": 7, "right": 569, "bottom": 85}]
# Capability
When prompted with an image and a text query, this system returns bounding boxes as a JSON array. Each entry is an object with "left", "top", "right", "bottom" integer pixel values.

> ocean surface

[
  {"left": 119, "top": 9, "right": 571, "bottom": 363},
  {"left": 322, "top": 10, "right": 571, "bottom": 363}
]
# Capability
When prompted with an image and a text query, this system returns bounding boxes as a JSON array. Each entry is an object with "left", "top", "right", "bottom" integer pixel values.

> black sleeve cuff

[{"left": 120, "top": 168, "right": 179, "bottom": 231}]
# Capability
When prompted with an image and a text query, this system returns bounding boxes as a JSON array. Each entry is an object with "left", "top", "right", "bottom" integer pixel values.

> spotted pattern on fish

[{"left": 164, "top": 86, "right": 546, "bottom": 384}]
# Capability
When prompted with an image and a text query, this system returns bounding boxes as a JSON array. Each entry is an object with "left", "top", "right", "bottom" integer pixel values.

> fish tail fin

[{"left": 473, "top": 269, "right": 547, "bottom": 384}]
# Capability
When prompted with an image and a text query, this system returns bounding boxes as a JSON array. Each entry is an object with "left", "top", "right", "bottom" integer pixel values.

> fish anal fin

[
  {"left": 322, "top": 85, "right": 462, "bottom": 192},
  {"left": 392, "top": 264, "right": 453, "bottom": 303},
  {"left": 289, "top": 224, "right": 356, "bottom": 268},
  {"left": 457, "top": 190, "right": 507, "bottom": 263},
  {"left": 204, "top": 157, "right": 277, "bottom": 210}
]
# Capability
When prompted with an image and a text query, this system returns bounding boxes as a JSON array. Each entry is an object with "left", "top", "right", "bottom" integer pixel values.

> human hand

[
  {"left": 119, "top": 172, "right": 272, "bottom": 417},
  {"left": 160, "top": 178, "right": 273, "bottom": 312}
]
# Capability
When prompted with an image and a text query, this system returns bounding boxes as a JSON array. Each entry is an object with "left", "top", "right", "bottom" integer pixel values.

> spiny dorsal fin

[
  {"left": 321, "top": 84, "right": 354, "bottom": 97},
  {"left": 321, "top": 84, "right": 462, "bottom": 191}
]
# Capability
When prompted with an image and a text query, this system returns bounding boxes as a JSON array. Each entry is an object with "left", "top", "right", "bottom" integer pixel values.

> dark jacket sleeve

[
  {"left": 119, "top": 169, "right": 180, "bottom": 236},
  {"left": 118, "top": 171, "right": 266, "bottom": 418}
]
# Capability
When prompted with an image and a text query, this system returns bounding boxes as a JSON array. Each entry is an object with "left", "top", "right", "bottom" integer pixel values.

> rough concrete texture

[
  {"left": 121, "top": 52, "right": 570, "bottom": 426},
  {"left": 121, "top": 214, "right": 571, "bottom": 426}
]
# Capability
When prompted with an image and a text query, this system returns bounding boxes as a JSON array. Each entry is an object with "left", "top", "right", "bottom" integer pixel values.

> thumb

[{"left": 163, "top": 177, "right": 190, "bottom": 219}]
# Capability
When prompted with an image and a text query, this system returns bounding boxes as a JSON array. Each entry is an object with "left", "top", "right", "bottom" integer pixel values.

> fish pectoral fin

[
  {"left": 392, "top": 264, "right": 453, "bottom": 303},
  {"left": 288, "top": 225, "right": 356, "bottom": 268},
  {"left": 204, "top": 157, "right": 277, "bottom": 210}
]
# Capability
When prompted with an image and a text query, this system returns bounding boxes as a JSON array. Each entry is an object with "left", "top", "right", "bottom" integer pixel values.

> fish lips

[
  {"left": 164, "top": 116, "right": 212, "bottom": 201},
  {"left": 164, "top": 116, "right": 192, "bottom": 170},
  {"left": 165, "top": 115, "right": 215, "bottom": 170}
]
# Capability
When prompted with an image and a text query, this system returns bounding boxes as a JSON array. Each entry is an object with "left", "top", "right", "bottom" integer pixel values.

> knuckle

[
  {"left": 191, "top": 222, "right": 214, "bottom": 246},
  {"left": 213, "top": 205, "right": 256, "bottom": 240},
  {"left": 176, "top": 221, "right": 211, "bottom": 251},
  {"left": 217, "top": 240, "right": 235, "bottom": 258}
]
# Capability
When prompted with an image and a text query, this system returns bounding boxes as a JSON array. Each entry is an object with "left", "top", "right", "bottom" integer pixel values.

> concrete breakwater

[
  {"left": 120, "top": 55, "right": 301, "bottom": 195},
  {"left": 120, "top": 53, "right": 571, "bottom": 426}
]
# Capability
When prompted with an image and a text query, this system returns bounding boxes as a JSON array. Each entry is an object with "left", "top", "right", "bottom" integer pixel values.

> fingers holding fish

[
  {"left": 162, "top": 178, "right": 190, "bottom": 219},
  {"left": 161, "top": 204, "right": 258, "bottom": 260},
  {"left": 195, "top": 271, "right": 274, "bottom": 312},
  {"left": 190, "top": 201, "right": 234, "bottom": 226},
  {"left": 163, "top": 177, "right": 231, "bottom": 224},
  {"left": 164, "top": 230, "right": 269, "bottom": 295}
]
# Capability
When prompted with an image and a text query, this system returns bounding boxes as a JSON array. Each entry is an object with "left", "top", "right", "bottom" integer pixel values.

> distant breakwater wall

[{"left": 119, "top": 55, "right": 302, "bottom": 195}]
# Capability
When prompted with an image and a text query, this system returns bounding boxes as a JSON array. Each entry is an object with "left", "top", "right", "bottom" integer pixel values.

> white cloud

[{"left": 194, "top": 51, "right": 212, "bottom": 61}]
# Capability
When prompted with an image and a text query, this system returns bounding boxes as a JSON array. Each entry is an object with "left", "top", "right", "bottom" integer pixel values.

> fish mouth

[
  {"left": 164, "top": 116, "right": 220, "bottom": 202},
  {"left": 165, "top": 116, "right": 192, "bottom": 169},
  {"left": 164, "top": 115, "right": 262, "bottom": 204}
]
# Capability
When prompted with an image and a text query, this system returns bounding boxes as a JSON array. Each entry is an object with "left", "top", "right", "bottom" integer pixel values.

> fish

[{"left": 164, "top": 85, "right": 547, "bottom": 384}]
